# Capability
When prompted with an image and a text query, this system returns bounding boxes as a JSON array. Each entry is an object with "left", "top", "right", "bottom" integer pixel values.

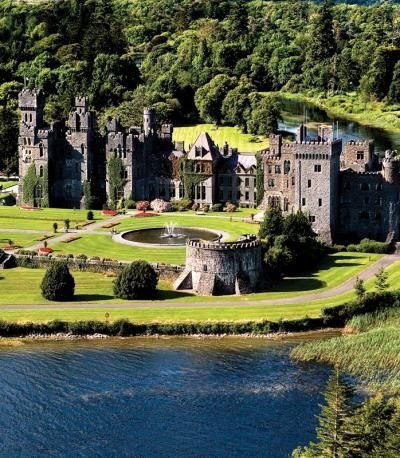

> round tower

[
  {"left": 143, "top": 107, "right": 156, "bottom": 137},
  {"left": 382, "top": 150, "right": 399, "bottom": 184}
]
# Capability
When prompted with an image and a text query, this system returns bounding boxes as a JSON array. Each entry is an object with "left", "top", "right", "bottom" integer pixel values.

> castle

[{"left": 18, "top": 89, "right": 400, "bottom": 244}]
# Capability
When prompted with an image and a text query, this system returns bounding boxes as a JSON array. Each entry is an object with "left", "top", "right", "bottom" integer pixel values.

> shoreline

[{"left": 0, "top": 328, "right": 342, "bottom": 345}]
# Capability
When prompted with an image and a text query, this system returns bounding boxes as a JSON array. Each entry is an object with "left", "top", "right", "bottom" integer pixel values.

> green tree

[
  {"left": 113, "top": 261, "right": 158, "bottom": 300},
  {"left": 221, "top": 79, "right": 255, "bottom": 131},
  {"left": 375, "top": 267, "right": 389, "bottom": 292},
  {"left": 296, "top": 369, "right": 354, "bottom": 457},
  {"left": 259, "top": 206, "right": 284, "bottom": 242},
  {"left": 354, "top": 276, "right": 366, "bottom": 301},
  {"left": 247, "top": 95, "right": 281, "bottom": 135},
  {"left": 194, "top": 74, "right": 236, "bottom": 124},
  {"left": 108, "top": 156, "right": 126, "bottom": 208},
  {"left": 40, "top": 262, "right": 75, "bottom": 301}
]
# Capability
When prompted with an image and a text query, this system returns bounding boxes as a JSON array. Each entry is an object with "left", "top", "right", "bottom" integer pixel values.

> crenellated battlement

[{"left": 187, "top": 237, "right": 260, "bottom": 250}]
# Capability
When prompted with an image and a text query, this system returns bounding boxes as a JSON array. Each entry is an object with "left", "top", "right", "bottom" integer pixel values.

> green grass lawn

[
  {"left": 0, "top": 207, "right": 106, "bottom": 231},
  {"left": 173, "top": 124, "right": 268, "bottom": 153},
  {"left": 0, "top": 253, "right": 390, "bottom": 323},
  {"left": 0, "top": 232, "right": 46, "bottom": 249},
  {"left": 0, "top": 180, "right": 18, "bottom": 189}
]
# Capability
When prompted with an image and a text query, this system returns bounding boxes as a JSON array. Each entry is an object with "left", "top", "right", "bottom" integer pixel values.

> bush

[
  {"left": 136, "top": 200, "right": 150, "bottom": 211},
  {"left": 192, "top": 203, "right": 200, "bottom": 211},
  {"left": 150, "top": 198, "right": 171, "bottom": 213},
  {"left": 40, "top": 262, "right": 75, "bottom": 301},
  {"left": 125, "top": 199, "right": 136, "bottom": 209},
  {"left": 174, "top": 198, "right": 192, "bottom": 210},
  {"left": 87, "top": 210, "right": 94, "bottom": 221},
  {"left": 113, "top": 260, "right": 158, "bottom": 300},
  {"left": 212, "top": 203, "right": 223, "bottom": 212},
  {"left": 202, "top": 205, "right": 209, "bottom": 212},
  {"left": 226, "top": 203, "right": 237, "bottom": 212}
]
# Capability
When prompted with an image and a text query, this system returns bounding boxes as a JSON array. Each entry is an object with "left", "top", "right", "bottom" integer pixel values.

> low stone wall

[{"left": 13, "top": 254, "right": 183, "bottom": 280}]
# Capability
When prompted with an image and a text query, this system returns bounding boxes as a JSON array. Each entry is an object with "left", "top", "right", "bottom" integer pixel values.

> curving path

[{"left": 1, "top": 253, "right": 399, "bottom": 310}]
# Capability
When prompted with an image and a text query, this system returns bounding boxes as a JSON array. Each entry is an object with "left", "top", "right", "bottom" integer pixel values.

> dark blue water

[
  {"left": 0, "top": 338, "right": 331, "bottom": 457},
  {"left": 280, "top": 99, "right": 400, "bottom": 155}
]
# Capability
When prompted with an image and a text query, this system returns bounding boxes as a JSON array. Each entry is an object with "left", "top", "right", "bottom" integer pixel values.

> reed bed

[{"left": 291, "top": 311, "right": 400, "bottom": 394}]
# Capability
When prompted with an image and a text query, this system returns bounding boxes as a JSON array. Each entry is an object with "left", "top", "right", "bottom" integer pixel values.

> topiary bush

[
  {"left": 40, "top": 262, "right": 75, "bottom": 301},
  {"left": 87, "top": 210, "right": 94, "bottom": 221},
  {"left": 113, "top": 260, "right": 158, "bottom": 300}
]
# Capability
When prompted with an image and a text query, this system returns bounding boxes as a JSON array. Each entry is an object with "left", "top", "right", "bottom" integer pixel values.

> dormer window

[{"left": 195, "top": 147, "right": 202, "bottom": 157}]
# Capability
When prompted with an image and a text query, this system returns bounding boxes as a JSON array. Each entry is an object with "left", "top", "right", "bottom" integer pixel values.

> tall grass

[{"left": 292, "top": 309, "right": 400, "bottom": 394}]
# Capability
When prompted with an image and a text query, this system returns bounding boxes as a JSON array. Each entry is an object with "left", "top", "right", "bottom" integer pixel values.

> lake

[
  {"left": 280, "top": 98, "right": 400, "bottom": 155},
  {"left": 0, "top": 338, "right": 332, "bottom": 457}
]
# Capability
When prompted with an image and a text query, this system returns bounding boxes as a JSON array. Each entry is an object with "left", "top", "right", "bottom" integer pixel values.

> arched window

[
  {"left": 39, "top": 165, "right": 44, "bottom": 177},
  {"left": 81, "top": 144, "right": 85, "bottom": 156},
  {"left": 284, "top": 160, "right": 290, "bottom": 174},
  {"left": 39, "top": 143, "right": 44, "bottom": 157},
  {"left": 29, "top": 113, "right": 32, "bottom": 123}
]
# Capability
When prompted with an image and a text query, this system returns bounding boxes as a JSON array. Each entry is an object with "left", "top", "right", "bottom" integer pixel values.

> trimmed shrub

[
  {"left": 212, "top": 203, "right": 223, "bottom": 212},
  {"left": 346, "top": 239, "right": 391, "bottom": 254},
  {"left": 87, "top": 210, "right": 94, "bottom": 221},
  {"left": 226, "top": 203, "right": 237, "bottom": 212},
  {"left": 113, "top": 260, "right": 158, "bottom": 300},
  {"left": 136, "top": 200, "right": 150, "bottom": 211},
  {"left": 202, "top": 205, "right": 209, "bottom": 212},
  {"left": 150, "top": 199, "right": 171, "bottom": 213},
  {"left": 40, "top": 262, "right": 75, "bottom": 301}
]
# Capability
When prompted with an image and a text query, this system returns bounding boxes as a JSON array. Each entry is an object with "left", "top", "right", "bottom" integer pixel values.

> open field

[{"left": 173, "top": 124, "right": 268, "bottom": 153}]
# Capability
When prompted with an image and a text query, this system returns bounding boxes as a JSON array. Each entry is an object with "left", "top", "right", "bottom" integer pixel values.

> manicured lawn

[
  {"left": 0, "top": 232, "right": 46, "bottom": 249},
  {"left": 0, "top": 207, "right": 106, "bottom": 231},
  {"left": 0, "top": 253, "right": 390, "bottom": 323},
  {"left": 0, "top": 180, "right": 18, "bottom": 189},
  {"left": 173, "top": 124, "right": 268, "bottom": 153}
]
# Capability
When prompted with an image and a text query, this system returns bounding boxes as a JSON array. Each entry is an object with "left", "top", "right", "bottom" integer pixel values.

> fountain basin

[{"left": 114, "top": 227, "right": 227, "bottom": 247}]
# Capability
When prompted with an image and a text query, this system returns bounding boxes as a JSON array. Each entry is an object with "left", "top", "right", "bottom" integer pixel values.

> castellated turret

[
  {"left": 382, "top": 150, "right": 399, "bottom": 184},
  {"left": 143, "top": 107, "right": 156, "bottom": 137},
  {"left": 18, "top": 88, "right": 45, "bottom": 128}
]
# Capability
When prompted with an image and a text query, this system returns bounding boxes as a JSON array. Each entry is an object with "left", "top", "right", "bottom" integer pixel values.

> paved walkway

[{"left": 1, "top": 253, "right": 399, "bottom": 310}]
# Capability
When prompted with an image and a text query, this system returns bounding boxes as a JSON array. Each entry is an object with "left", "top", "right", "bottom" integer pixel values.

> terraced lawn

[
  {"left": 173, "top": 124, "right": 268, "bottom": 153},
  {"left": 0, "top": 180, "right": 18, "bottom": 189},
  {"left": 0, "top": 232, "right": 47, "bottom": 249},
  {"left": 0, "top": 207, "right": 106, "bottom": 231}
]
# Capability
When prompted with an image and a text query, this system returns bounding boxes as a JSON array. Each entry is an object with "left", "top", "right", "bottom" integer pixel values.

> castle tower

[
  {"left": 143, "top": 107, "right": 156, "bottom": 137},
  {"left": 382, "top": 150, "right": 399, "bottom": 184},
  {"left": 296, "top": 123, "right": 307, "bottom": 143},
  {"left": 18, "top": 89, "right": 45, "bottom": 128}
]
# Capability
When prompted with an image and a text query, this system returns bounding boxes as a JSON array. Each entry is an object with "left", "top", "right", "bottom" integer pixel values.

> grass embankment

[
  {"left": 292, "top": 301, "right": 400, "bottom": 394},
  {"left": 173, "top": 124, "right": 268, "bottom": 153},
  {"left": 278, "top": 91, "right": 400, "bottom": 134},
  {"left": 0, "top": 180, "right": 18, "bottom": 189},
  {"left": 0, "top": 252, "right": 390, "bottom": 323}
]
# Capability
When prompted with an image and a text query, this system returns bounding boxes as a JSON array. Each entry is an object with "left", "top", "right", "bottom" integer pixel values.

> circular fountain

[{"left": 114, "top": 222, "right": 225, "bottom": 247}]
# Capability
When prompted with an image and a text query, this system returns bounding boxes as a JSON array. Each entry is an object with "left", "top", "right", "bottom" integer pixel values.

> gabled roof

[{"left": 187, "top": 132, "right": 220, "bottom": 161}]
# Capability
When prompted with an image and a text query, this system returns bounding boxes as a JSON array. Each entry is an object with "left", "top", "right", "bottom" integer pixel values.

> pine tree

[
  {"left": 375, "top": 267, "right": 389, "bottom": 292},
  {"left": 354, "top": 277, "right": 366, "bottom": 301},
  {"left": 309, "top": 369, "right": 354, "bottom": 457}
]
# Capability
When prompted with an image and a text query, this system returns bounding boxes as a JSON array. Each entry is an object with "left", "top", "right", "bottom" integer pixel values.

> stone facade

[
  {"left": 17, "top": 89, "right": 400, "bottom": 243},
  {"left": 174, "top": 235, "right": 262, "bottom": 295}
]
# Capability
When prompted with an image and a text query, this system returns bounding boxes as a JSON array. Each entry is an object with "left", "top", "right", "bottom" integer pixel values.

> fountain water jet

[{"left": 161, "top": 222, "right": 183, "bottom": 239}]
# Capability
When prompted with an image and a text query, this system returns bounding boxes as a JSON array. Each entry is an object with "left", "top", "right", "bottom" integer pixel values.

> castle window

[
  {"left": 376, "top": 183, "right": 382, "bottom": 191},
  {"left": 309, "top": 215, "right": 316, "bottom": 223},
  {"left": 291, "top": 176, "right": 295, "bottom": 186},
  {"left": 39, "top": 166, "right": 44, "bottom": 177},
  {"left": 286, "top": 180, "right": 289, "bottom": 188},
  {"left": 124, "top": 170, "right": 128, "bottom": 179},
  {"left": 318, "top": 198, "right": 322, "bottom": 207},
  {"left": 245, "top": 191, "right": 249, "bottom": 200},
  {"left": 308, "top": 179, "right": 311, "bottom": 188},
  {"left": 302, "top": 198, "right": 306, "bottom": 206},
  {"left": 268, "top": 196, "right": 280, "bottom": 208},
  {"left": 268, "top": 165, "right": 272, "bottom": 174},
  {"left": 253, "top": 192, "right": 257, "bottom": 201},
  {"left": 275, "top": 165, "right": 281, "bottom": 174},
  {"left": 39, "top": 144, "right": 44, "bottom": 157},
  {"left": 360, "top": 183, "right": 370, "bottom": 191},
  {"left": 179, "top": 183, "right": 184, "bottom": 198},
  {"left": 314, "top": 164, "right": 322, "bottom": 172},
  {"left": 24, "top": 113, "right": 28, "bottom": 122},
  {"left": 28, "top": 138, "right": 31, "bottom": 146},
  {"left": 123, "top": 150, "right": 127, "bottom": 159},
  {"left": 245, "top": 178, "right": 249, "bottom": 187},
  {"left": 268, "top": 178, "right": 275, "bottom": 187},
  {"left": 357, "top": 151, "right": 364, "bottom": 160},
  {"left": 284, "top": 198, "right": 289, "bottom": 212},
  {"left": 284, "top": 160, "right": 290, "bottom": 174},
  {"left": 195, "top": 147, "right": 202, "bottom": 157},
  {"left": 29, "top": 114, "right": 32, "bottom": 123},
  {"left": 23, "top": 138, "right": 26, "bottom": 145},
  {"left": 203, "top": 265, "right": 208, "bottom": 272},
  {"left": 34, "top": 184, "right": 42, "bottom": 199}
]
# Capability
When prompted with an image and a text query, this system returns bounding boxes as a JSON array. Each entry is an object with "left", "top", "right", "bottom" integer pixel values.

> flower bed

[
  {"left": 133, "top": 212, "right": 158, "bottom": 217},
  {"left": 101, "top": 222, "right": 120, "bottom": 229},
  {"left": 61, "top": 236, "right": 81, "bottom": 243},
  {"left": 102, "top": 210, "right": 118, "bottom": 216},
  {"left": 39, "top": 247, "right": 53, "bottom": 254}
]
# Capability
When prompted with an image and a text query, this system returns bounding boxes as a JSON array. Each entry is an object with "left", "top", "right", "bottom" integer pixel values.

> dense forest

[{"left": 2, "top": 0, "right": 400, "bottom": 173}]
